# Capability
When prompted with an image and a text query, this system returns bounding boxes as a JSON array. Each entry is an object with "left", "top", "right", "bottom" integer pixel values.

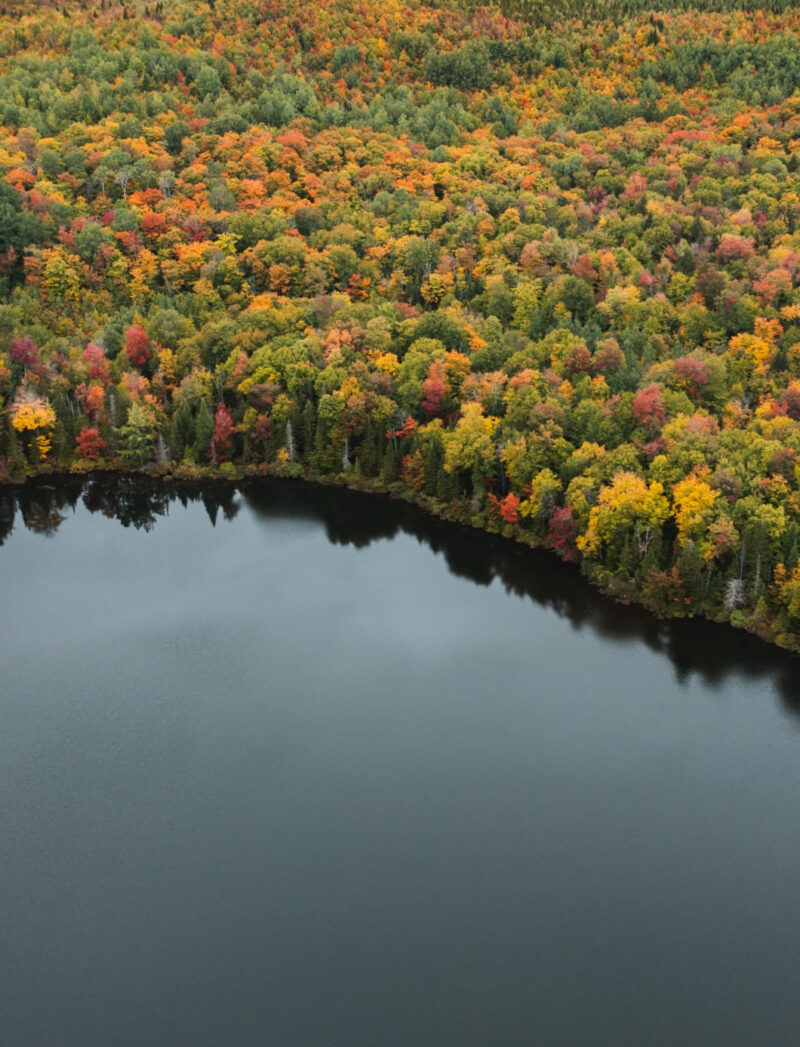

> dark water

[{"left": 2, "top": 479, "right": 799, "bottom": 1047}]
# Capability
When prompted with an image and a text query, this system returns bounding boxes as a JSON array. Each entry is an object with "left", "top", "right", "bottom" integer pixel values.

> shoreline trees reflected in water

[{"left": 2, "top": 476, "right": 797, "bottom": 709}]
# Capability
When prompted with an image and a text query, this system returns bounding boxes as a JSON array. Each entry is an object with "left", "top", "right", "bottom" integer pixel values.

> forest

[{"left": 1, "top": 0, "right": 800, "bottom": 651}]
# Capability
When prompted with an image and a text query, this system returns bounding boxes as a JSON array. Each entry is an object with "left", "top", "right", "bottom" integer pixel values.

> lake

[{"left": 2, "top": 477, "right": 799, "bottom": 1047}]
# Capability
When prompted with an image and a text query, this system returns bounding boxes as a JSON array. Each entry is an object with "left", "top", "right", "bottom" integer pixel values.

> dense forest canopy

[{"left": 2, "top": 0, "right": 800, "bottom": 650}]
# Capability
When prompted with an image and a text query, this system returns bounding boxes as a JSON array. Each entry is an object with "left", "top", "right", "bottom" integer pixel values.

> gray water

[{"left": 1, "top": 479, "right": 799, "bottom": 1047}]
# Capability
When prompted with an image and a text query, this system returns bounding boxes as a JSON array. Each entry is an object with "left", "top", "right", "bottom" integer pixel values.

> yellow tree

[
  {"left": 578, "top": 470, "right": 669, "bottom": 561},
  {"left": 672, "top": 468, "right": 720, "bottom": 561},
  {"left": 40, "top": 248, "right": 81, "bottom": 309},
  {"left": 772, "top": 563, "right": 800, "bottom": 622},
  {"left": 443, "top": 403, "right": 499, "bottom": 492},
  {"left": 520, "top": 468, "right": 562, "bottom": 526},
  {"left": 10, "top": 392, "right": 57, "bottom": 461}
]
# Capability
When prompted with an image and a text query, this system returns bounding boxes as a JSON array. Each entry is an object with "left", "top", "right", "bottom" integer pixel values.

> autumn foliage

[
  {"left": 75, "top": 427, "right": 107, "bottom": 460},
  {"left": 124, "top": 325, "right": 151, "bottom": 368},
  {"left": 0, "top": 0, "right": 799, "bottom": 650}
]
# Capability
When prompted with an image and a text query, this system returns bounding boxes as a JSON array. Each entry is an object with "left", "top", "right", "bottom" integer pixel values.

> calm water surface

[{"left": 1, "top": 479, "right": 799, "bottom": 1047}]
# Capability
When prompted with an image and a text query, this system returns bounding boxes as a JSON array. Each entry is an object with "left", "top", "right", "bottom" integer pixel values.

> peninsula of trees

[{"left": 2, "top": 0, "right": 800, "bottom": 650}]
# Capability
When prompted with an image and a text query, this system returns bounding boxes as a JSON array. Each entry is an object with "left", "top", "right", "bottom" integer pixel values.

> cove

[{"left": 2, "top": 477, "right": 800, "bottom": 1047}]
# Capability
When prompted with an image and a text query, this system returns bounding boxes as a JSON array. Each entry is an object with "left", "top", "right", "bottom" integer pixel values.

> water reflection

[
  {"left": 2, "top": 477, "right": 798, "bottom": 707},
  {"left": 0, "top": 478, "right": 241, "bottom": 538}
]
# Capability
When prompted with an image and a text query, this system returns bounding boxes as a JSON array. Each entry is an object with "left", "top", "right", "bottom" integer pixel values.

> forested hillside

[{"left": 2, "top": 0, "right": 800, "bottom": 649}]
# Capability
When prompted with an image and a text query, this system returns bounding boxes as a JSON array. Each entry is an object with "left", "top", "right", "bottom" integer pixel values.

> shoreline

[{"left": 4, "top": 460, "right": 799, "bottom": 659}]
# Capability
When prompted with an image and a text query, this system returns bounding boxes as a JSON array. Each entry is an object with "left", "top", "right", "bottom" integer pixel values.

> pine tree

[
  {"left": 173, "top": 400, "right": 194, "bottom": 460},
  {"left": 194, "top": 400, "right": 214, "bottom": 463},
  {"left": 424, "top": 436, "right": 444, "bottom": 496}
]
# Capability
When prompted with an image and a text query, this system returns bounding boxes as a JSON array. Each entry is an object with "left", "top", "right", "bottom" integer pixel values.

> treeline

[
  {"left": 1, "top": 0, "right": 800, "bottom": 650},
  {"left": 480, "top": 0, "right": 800, "bottom": 22}
]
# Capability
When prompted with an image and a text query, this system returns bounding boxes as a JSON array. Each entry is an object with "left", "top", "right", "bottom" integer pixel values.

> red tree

[
  {"left": 75, "top": 426, "right": 107, "bottom": 459},
  {"left": 210, "top": 404, "right": 236, "bottom": 462},
  {"left": 10, "top": 337, "right": 39, "bottom": 368},
  {"left": 421, "top": 360, "right": 447, "bottom": 417},
  {"left": 673, "top": 357, "right": 710, "bottom": 399},
  {"left": 124, "top": 324, "right": 151, "bottom": 368},
  {"left": 488, "top": 492, "right": 521, "bottom": 526},
  {"left": 632, "top": 384, "right": 666, "bottom": 431},
  {"left": 83, "top": 342, "right": 110, "bottom": 382},
  {"left": 546, "top": 506, "right": 577, "bottom": 562}
]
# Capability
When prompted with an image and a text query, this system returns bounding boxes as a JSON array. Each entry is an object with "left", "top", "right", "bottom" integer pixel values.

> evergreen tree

[{"left": 194, "top": 400, "right": 214, "bottom": 463}]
